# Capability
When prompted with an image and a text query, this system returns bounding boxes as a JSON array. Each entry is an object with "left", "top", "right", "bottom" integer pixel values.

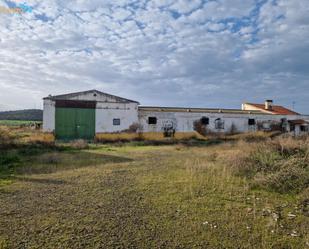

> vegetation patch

[
  {"left": 231, "top": 137, "right": 309, "bottom": 193},
  {"left": 0, "top": 126, "right": 308, "bottom": 248}
]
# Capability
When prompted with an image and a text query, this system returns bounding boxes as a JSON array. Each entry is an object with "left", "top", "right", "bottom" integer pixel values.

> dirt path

[{"left": 0, "top": 150, "right": 159, "bottom": 249}]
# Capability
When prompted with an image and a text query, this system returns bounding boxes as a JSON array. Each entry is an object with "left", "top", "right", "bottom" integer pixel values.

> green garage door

[{"left": 55, "top": 107, "right": 95, "bottom": 140}]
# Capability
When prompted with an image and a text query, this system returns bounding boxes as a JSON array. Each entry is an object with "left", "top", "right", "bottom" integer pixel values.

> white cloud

[
  {"left": 170, "top": 0, "right": 201, "bottom": 14},
  {"left": 0, "top": 0, "right": 308, "bottom": 113},
  {"left": 195, "top": 0, "right": 255, "bottom": 21}
]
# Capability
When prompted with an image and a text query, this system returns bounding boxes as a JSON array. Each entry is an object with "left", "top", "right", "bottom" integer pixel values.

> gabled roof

[
  {"left": 245, "top": 103, "right": 299, "bottom": 115},
  {"left": 43, "top": 89, "right": 139, "bottom": 104}
]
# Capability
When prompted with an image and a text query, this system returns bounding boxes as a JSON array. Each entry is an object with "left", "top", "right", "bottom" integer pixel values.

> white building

[{"left": 43, "top": 90, "right": 309, "bottom": 139}]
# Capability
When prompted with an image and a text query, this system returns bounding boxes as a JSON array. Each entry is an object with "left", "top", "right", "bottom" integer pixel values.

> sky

[{"left": 0, "top": 0, "right": 308, "bottom": 113}]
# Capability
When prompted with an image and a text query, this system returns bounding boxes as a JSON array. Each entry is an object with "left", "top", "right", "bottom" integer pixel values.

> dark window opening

[
  {"left": 300, "top": 126, "right": 308, "bottom": 132},
  {"left": 113, "top": 119, "right": 120, "bottom": 126},
  {"left": 248, "top": 119, "right": 256, "bottom": 126},
  {"left": 148, "top": 117, "right": 157, "bottom": 125},
  {"left": 215, "top": 118, "right": 225, "bottom": 129},
  {"left": 201, "top": 117, "right": 209, "bottom": 125}
]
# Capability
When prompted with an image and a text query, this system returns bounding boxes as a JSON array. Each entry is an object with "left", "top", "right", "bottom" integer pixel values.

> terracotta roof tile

[
  {"left": 288, "top": 119, "right": 309, "bottom": 125},
  {"left": 246, "top": 103, "right": 299, "bottom": 115}
]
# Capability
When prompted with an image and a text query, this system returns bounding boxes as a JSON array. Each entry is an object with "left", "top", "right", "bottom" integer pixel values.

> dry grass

[
  {"left": 96, "top": 132, "right": 141, "bottom": 142},
  {"left": 0, "top": 126, "right": 17, "bottom": 147},
  {"left": 229, "top": 136, "right": 309, "bottom": 194},
  {"left": 21, "top": 132, "right": 55, "bottom": 145},
  {"left": 69, "top": 139, "right": 89, "bottom": 149},
  {"left": 95, "top": 130, "right": 281, "bottom": 144},
  {"left": 0, "top": 130, "right": 308, "bottom": 248},
  {"left": 228, "top": 131, "right": 281, "bottom": 141},
  {"left": 95, "top": 131, "right": 203, "bottom": 142},
  {"left": 0, "top": 126, "right": 55, "bottom": 148}
]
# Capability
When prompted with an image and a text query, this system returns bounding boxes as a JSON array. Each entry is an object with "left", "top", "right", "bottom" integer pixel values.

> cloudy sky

[{"left": 0, "top": 0, "right": 308, "bottom": 113}]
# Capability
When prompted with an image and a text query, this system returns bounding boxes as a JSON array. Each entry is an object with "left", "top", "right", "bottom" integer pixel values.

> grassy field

[
  {"left": 0, "top": 129, "right": 308, "bottom": 248},
  {"left": 0, "top": 120, "right": 42, "bottom": 126}
]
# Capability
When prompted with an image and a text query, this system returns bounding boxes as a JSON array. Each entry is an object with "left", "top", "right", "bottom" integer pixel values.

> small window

[
  {"left": 300, "top": 126, "right": 308, "bottom": 132},
  {"left": 248, "top": 119, "right": 256, "bottom": 126},
  {"left": 148, "top": 117, "right": 157, "bottom": 125},
  {"left": 201, "top": 117, "right": 209, "bottom": 125},
  {"left": 113, "top": 118, "right": 120, "bottom": 126},
  {"left": 215, "top": 118, "right": 225, "bottom": 129}
]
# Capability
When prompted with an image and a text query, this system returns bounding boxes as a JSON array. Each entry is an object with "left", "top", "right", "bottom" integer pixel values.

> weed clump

[{"left": 231, "top": 136, "right": 309, "bottom": 193}]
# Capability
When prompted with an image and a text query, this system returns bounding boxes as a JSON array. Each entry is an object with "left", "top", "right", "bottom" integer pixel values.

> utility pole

[{"left": 292, "top": 101, "right": 296, "bottom": 111}]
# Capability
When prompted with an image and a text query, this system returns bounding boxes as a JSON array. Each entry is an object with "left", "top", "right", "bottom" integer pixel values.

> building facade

[{"left": 43, "top": 90, "right": 309, "bottom": 139}]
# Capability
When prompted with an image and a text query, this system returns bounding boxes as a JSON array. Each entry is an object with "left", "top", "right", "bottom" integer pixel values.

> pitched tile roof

[
  {"left": 246, "top": 103, "right": 299, "bottom": 115},
  {"left": 288, "top": 119, "right": 309, "bottom": 125}
]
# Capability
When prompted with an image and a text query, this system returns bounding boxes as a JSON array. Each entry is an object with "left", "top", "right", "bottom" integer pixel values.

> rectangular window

[
  {"left": 148, "top": 117, "right": 157, "bottom": 125},
  {"left": 248, "top": 119, "right": 256, "bottom": 126},
  {"left": 113, "top": 118, "right": 120, "bottom": 126},
  {"left": 215, "top": 118, "right": 224, "bottom": 129},
  {"left": 300, "top": 126, "right": 308, "bottom": 132},
  {"left": 201, "top": 117, "right": 209, "bottom": 125}
]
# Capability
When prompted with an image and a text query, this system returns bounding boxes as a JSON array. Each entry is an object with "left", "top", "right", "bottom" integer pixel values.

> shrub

[
  {"left": 193, "top": 120, "right": 208, "bottom": 136},
  {"left": 127, "top": 123, "right": 143, "bottom": 133},
  {"left": 272, "top": 136, "right": 309, "bottom": 157},
  {"left": 253, "top": 166, "right": 309, "bottom": 193},
  {"left": 232, "top": 143, "right": 282, "bottom": 177},
  {"left": 249, "top": 144, "right": 282, "bottom": 173},
  {"left": 230, "top": 137, "right": 309, "bottom": 193}
]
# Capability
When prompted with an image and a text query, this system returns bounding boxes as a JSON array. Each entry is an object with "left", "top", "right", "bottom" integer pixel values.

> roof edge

[
  {"left": 43, "top": 89, "right": 140, "bottom": 104},
  {"left": 139, "top": 106, "right": 266, "bottom": 114},
  {"left": 244, "top": 103, "right": 300, "bottom": 115}
]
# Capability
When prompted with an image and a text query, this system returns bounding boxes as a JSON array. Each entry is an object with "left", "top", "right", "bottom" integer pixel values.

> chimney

[{"left": 265, "top": 100, "right": 273, "bottom": 110}]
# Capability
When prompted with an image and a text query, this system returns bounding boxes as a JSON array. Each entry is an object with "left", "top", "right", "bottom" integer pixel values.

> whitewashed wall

[
  {"left": 43, "top": 99, "right": 138, "bottom": 133},
  {"left": 43, "top": 91, "right": 309, "bottom": 135},
  {"left": 43, "top": 99, "right": 55, "bottom": 132},
  {"left": 138, "top": 110, "right": 306, "bottom": 133},
  {"left": 96, "top": 102, "right": 138, "bottom": 133},
  {"left": 60, "top": 91, "right": 131, "bottom": 103}
]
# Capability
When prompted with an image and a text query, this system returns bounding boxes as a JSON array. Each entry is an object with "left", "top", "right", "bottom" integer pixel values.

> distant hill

[{"left": 0, "top": 109, "right": 43, "bottom": 121}]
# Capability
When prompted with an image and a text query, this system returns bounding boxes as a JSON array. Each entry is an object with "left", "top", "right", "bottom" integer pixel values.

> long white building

[{"left": 43, "top": 90, "right": 309, "bottom": 140}]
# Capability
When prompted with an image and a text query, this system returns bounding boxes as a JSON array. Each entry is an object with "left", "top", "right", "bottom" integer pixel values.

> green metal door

[
  {"left": 75, "top": 108, "right": 95, "bottom": 140},
  {"left": 55, "top": 108, "right": 95, "bottom": 140}
]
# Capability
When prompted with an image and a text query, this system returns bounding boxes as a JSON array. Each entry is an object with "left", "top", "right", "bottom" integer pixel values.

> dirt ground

[{"left": 0, "top": 144, "right": 308, "bottom": 249}]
